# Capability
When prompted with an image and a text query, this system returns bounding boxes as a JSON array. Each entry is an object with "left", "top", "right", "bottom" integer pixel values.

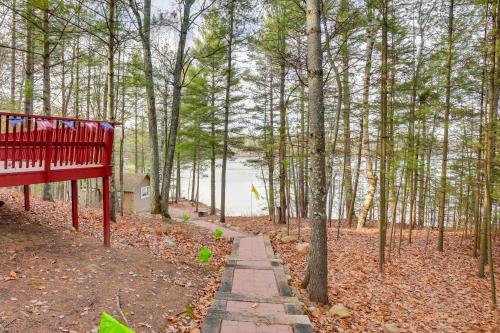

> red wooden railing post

[
  {"left": 23, "top": 185, "right": 30, "bottom": 211},
  {"left": 71, "top": 180, "right": 79, "bottom": 231},
  {"left": 44, "top": 127, "right": 54, "bottom": 182},
  {"left": 101, "top": 125, "right": 114, "bottom": 247}
]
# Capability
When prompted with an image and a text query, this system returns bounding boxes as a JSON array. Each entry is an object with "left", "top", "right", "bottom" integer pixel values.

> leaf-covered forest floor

[
  {"left": 227, "top": 216, "right": 500, "bottom": 333},
  {"left": 0, "top": 189, "right": 231, "bottom": 333}
]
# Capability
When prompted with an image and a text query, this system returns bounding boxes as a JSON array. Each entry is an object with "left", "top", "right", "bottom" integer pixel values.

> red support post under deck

[
  {"left": 71, "top": 180, "right": 79, "bottom": 231},
  {"left": 23, "top": 185, "right": 30, "bottom": 211},
  {"left": 103, "top": 176, "right": 110, "bottom": 246}
]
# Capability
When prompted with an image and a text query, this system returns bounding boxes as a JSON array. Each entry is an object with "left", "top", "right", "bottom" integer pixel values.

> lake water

[
  {"left": 179, "top": 157, "right": 370, "bottom": 218},
  {"left": 179, "top": 157, "right": 269, "bottom": 216}
]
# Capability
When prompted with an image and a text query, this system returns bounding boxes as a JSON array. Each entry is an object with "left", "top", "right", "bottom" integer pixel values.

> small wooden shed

[{"left": 117, "top": 173, "right": 151, "bottom": 213}]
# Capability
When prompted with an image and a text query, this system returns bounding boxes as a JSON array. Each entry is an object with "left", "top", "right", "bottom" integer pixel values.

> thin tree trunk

[
  {"left": 379, "top": 0, "right": 389, "bottom": 272},
  {"left": 161, "top": 0, "right": 196, "bottom": 216},
  {"left": 107, "top": 0, "right": 116, "bottom": 221},
  {"left": 299, "top": 74, "right": 306, "bottom": 218},
  {"left": 268, "top": 74, "right": 275, "bottom": 222},
  {"left": 302, "top": 0, "right": 328, "bottom": 304},
  {"left": 191, "top": 149, "right": 197, "bottom": 202},
  {"left": 347, "top": 118, "right": 363, "bottom": 227},
  {"left": 479, "top": 0, "right": 498, "bottom": 285},
  {"left": 357, "top": 3, "right": 376, "bottom": 229},
  {"left": 176, "top": 152, "right": 181, "bottom": 203},
  {"left": 42, "top": 0, "right": 53, "bottom": 202},
  {"left": 322, "top": 11, "right": 343, "bottom": 213},
  {"left": 278, "top": 63, "right": 287, "bottom": 224},
  {"left": 474, "top": 7, "right": 489, "bottom": 257},
  {"left": 119, "top": 50, "right": 126, "bottom": 217},
  {"left": 86, "top": 54, "right": 92, "bottom": 207},
  {"left": 130, "top": 0, "right": 161, "bottom": 214},
  {"left": 24, "top": 0, "right": 34, "bottom": 116},
  {"left": 10, "top": 0, "right": 16, "bottom": 111},
  {"left": 437, "top": 0, "right": 455, "bottom": 252},
  {"left": 484, "top": 0, "right": 498, "bottom": 304},
  {"left": 220, "top": 0, "right": 235, "bottom": 223},
  {"left": 195, "top": 151, "right": 200, "bottom": 212},
  {"left": 339, "top": 0, "right": 353, "bottom": 215},
  {"left": 210, "top": 68, "right": 217, "bottom": 215}
]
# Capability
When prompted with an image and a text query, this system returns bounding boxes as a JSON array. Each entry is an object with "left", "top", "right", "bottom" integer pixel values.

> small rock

[
  {"left": 328, "top": 303, "right": 351, "bottom": 318},
  {"left": 307, "top": 306, "right": 317, "bottom": 313},
  {"left": 296, "top": 242, "right": 310, "bottom": 253},
  {"left": 383, "top": 324, "right": 400, "bottom": 333},
  {"left": 281, "top": 235, "right": 298, "bottom": 243},
  {"left": 163, "top": 236, "right": 176, "bottom": 247}
]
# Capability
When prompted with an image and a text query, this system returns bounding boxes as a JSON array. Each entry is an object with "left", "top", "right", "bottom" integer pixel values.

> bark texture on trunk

[
  {"left": 210, "top": 71, "right": 217, "bottom": 215},
  {"left": 339, "top": 0, "right": 353, "bottom": 216},
  {"left": 24, "top": 1, "right": 34, "bottom": 115},
  {"left": 478, "top": 0, "right": 498, "bottom": 282},
  {"left": 10, "top": 0, "right": 16, "bottom": 111},
  {"left": 130, "top": 0, "right": 161, "bottom": 214},
  {"left": 42, "top": 1, "right": 53, "bottom": 202},
  {"left": 107, "top": 0, "right": 116, "bottom": 221},
  {"left": 484, "top": 0, "right": 499, "bottom": 305},
  {"left": 304, "top": 0, "right": 328, "bottom": 304},
  {"left": 437, "top": 0, "right": 454, "bottom": 252},
  {"left": 379, "top": 0, "right": 389, "bottom": 273},
  {"left": 357, "top": 4, "right": 376, "bottom": 229},
  {"left": 220, "top": 0, "right": 235, "bottom": 223},
  {"left": 160, "top": 0, "right": 195, "bottom": 216},
  {"left": 268, "top": 75, "right": 275, "bottom": 222},
  {"left": 278, "top": 63, "right": 287, "bottom": 224}
]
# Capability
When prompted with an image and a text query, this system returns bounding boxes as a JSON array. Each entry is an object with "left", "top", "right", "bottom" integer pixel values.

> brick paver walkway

[{"left": 202, "top": 236, "right": 313, "bottom": 333}]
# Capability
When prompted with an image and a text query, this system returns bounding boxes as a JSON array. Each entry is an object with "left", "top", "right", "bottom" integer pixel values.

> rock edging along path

[{"left": 202, "top": 235, "right": 314, "bottom": 333}]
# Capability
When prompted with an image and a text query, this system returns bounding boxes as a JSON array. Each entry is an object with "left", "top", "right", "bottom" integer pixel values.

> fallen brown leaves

[
  {"left": 229, "top": 216, "right": 500, "bottom": 333},
  {"left": 0, "top": 189, "right": 231, "bottom": 332}
]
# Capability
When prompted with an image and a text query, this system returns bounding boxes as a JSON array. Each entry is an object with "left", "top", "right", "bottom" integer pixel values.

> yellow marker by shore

[{"left": 251, "top": 184, "right": 260, "bottom": 200}]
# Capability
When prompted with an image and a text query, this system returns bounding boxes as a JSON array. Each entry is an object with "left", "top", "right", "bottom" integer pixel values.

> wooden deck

[{"left": 0, "top": 111, "right": 116, "bottom": 246}]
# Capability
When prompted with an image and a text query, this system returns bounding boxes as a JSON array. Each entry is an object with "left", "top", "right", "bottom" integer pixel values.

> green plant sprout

[
  {"left": 184, "top": 305, "right": 194, "bottom": 318},
  {"left": 199, "top": 246, "right": 213, "bottom": 263},
  {"left": 183, "top": 213, "right": 190, "bottom": 222},
  {"left": 99, "top": 312, "right": 134, "bottom": 333},
  {"left": 214, "top": 228, "right": 223, "bottom": 238}
]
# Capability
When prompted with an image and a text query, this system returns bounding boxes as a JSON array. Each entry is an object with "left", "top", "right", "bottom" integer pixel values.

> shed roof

[{"left": 116, "top": 173, "right": 150, "bottom": 193}]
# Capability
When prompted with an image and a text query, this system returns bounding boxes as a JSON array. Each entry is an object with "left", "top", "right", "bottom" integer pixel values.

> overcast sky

[{"left": 151, "top": 0, "right": 172, "bottom": 12}]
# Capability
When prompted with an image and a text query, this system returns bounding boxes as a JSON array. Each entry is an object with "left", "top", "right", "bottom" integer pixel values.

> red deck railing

[{"left": 0, "top": 112, "right": 117, "bottom": 246}]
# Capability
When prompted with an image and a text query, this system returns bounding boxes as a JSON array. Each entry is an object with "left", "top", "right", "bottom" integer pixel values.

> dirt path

[
  {"left": 169, "top": 202, "right": 246, "bottom": 239},
  {"left": 187, "top": 220, "right": 245, "bottom": 240},
  {"left": 201, "top": 235, "right": 313, "bottom": 333},
  {"left": 0, "top": 209, "right": 193, "bottom": 332},
  {"left": 0, "top": 189, "right": 232, "bottom": 332}
]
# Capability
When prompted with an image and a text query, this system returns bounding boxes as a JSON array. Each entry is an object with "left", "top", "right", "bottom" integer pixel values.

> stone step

[
  {"left": 201, "top": 235, "right": 315, "bottom": 333},
  {"left": 202, "top": 309, "right": 313, "bottom": 333}
]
